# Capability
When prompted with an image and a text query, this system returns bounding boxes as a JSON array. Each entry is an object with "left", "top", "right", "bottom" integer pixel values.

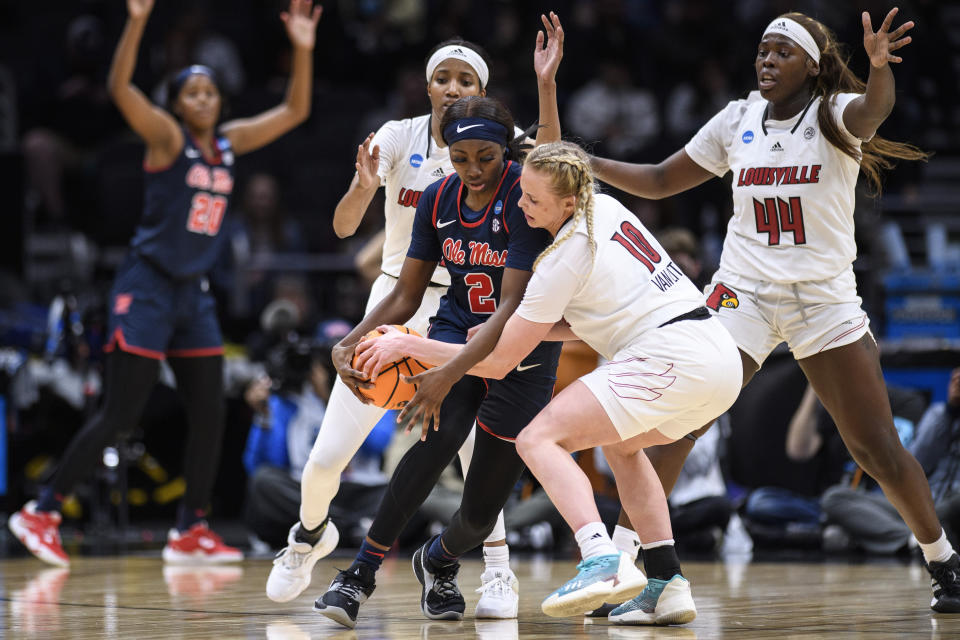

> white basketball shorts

[
  {"left": 703, "top": 266, "right": 871, "bottom": 367},
  {"left": 579, "top": 317, "right": 742, "bottom": 441}
]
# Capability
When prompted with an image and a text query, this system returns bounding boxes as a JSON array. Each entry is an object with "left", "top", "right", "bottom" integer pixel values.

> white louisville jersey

[
  {"left": 685, "top": 91, "right": 863, "bottom": 283},
  {"left": 517, "top": 194, "right": 703, "bottom": 360},
  {"left": 372, "top": 114, "right": 525, "bottom": 285}
]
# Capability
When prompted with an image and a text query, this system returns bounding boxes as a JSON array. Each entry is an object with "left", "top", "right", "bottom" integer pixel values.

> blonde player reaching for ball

[
  {"left": 264, "top": 39, "right": 519, "bottom": 613},
  {"left": 360, "top": 140, "right": 740, "bottom": 623},
  {"left": 315, "top": 94, "right": 564, "bottom": 629}
]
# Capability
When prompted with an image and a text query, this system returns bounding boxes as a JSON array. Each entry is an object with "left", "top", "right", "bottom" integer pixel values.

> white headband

[
  {"left": 425, "top": 45, "right": 489, "bottom": 89},
  {"left": 762, "top": 17, "right": 820, "bottom": 63}
]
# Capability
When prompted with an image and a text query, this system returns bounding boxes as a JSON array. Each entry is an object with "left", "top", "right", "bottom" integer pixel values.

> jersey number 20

[
  {"left": 186, "top": 192, "right": 227, "bottom": 236},
  {"left": 465, "top": 273, "right": 497, "bottom": 314}
]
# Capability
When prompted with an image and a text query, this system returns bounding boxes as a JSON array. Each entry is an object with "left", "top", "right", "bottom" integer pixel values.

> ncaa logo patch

[
  {"left": 492, "top": 218, "right": 501, "bottom": 233},
  {"left": 409, "top": 153, "right": 423, "bottom": 168},
  {"left": 494, "top": 200, "right": 503, "bottom": 215},
  {"left": 742, "top": 130, "right": 754, "bottom": 144},
  {"left": 804, "top": 126, "right": 816, "bottom": 140}
]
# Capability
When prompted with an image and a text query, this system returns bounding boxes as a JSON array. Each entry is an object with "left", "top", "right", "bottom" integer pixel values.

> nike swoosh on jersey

[
  {"left": 437, "top": 219, "right": 457, "bottom": 228},
  {"left": 456, "top": 123, "right": 484, "bottom": 133},
  {"left": 516, "top": 363, "right": 540, "bottom": 372}
]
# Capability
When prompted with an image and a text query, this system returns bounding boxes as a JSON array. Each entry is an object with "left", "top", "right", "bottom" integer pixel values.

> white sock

[
  {"left": 612, "top": 525, "right": 641, "bottom": 562},
  {"left": 483, "top": 544, "right": 510, "bottom": 570},
  {"left": 641, "top": 538, "right": 676, "bottom": 550},
  {"left": 574, "top": 522, "right": 618, "bottom": 560},
  {"left": 920, "top": 530, "right": 955, "bottom": 564}
]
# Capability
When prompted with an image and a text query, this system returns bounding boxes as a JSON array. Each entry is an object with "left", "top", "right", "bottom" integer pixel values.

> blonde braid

[{"left": 526, "top": 142, "right": 598, "bottom": 271}]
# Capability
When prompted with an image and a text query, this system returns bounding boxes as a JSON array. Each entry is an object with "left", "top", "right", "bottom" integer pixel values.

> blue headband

[
  {"left": 443, "top": 117, "right": 510, "bottom": 146},
  {"left": 171, "top": 65, "right": 217, "bottom": 96}
]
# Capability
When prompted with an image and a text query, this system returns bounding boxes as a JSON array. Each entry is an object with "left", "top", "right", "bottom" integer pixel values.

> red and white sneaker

[
  {"left": 162, "top": 522, "right": 243, "bottom": 565},
  {"left": 8, "top": 501, "right": 70, "bottom": 567}
]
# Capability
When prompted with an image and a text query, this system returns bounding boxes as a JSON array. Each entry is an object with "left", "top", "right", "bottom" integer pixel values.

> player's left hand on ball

[{"left": 332, "top": 341, "right": 372, "bottom": 402}]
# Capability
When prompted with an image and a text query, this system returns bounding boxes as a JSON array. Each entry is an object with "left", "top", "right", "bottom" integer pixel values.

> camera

[{"left": 264, "top": 333, "right": 318, "bottom": 396}]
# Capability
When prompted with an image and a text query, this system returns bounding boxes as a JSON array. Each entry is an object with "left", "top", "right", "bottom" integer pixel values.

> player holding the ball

[
  {"left": 265, "top": 35, "right": 526, "bottom": 615},
  {"left": 350, "top": 325, "right": 431, "bottom": 409},
  {"left": 314, "top": 91, "right": 566, "bottom": 627}
]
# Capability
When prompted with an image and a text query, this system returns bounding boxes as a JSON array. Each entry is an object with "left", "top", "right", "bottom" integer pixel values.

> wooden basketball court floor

[{"left": 3, "top": 554, "right": 960, "bottom": 639}]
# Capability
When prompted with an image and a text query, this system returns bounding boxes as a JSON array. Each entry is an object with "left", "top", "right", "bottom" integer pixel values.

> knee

[
  {"left": 457, "top": 506, "right": 496, "bottom": 540},
  {"left": 302, "top": 451, "right": 349, "bottom": 484},
  {"left": 515, "top": 427, "right": 546, "bottom": 464},
  {"left": 845, "top": 431, "right": 907, "bottom": 482}
]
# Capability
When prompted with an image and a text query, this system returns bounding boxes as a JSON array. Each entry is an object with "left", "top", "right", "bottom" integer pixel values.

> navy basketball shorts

[
  {"left": 105, "top": 255, "right": 223, "bottom": 360},
  {"left": 477, "top": 340, "right": 562, "bottom": 441},
  {"left": 428, "top": 318, "right": 561, "bottom": 441}
]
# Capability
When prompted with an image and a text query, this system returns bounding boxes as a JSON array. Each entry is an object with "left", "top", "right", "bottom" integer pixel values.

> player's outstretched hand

[
  {"left": 127, "top": 0, "right": 154, "bottom": 20},
  {"left": 282, "top": 0, "right": 323, "bottom": 51},
  {"left": 355, "top": 133, "right": 380, "bottom": 190},
  {"left": 398, "top": 367, "right": 457, "bottom": 441},
  {"left": 332, "top": 340, "right": 374, "bottom": 403},
  {"left": 534, "top": 11, "right": 564, "bottom": 84},
  {"left": 862, "top": 7, "right": 913, "bottom": 68},
  {"left": 354, "top": 325, "right": 411, "bottom": 381}
]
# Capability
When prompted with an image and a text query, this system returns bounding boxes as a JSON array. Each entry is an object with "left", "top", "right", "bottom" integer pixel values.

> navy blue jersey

[
  {"left": 407, "top": 161, "right": 552, "bottom": 331},
  {"left": 130, "top": 129, "right": 235, "bottom": 279}
]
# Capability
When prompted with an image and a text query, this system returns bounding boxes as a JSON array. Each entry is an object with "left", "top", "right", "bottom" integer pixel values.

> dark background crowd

[{"left": 0, "top": 0, "right": 958, "bottom": 558}]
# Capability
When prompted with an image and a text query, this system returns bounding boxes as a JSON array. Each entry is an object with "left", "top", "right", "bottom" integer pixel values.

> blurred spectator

[
  {"left": 152, "top": 4, "right": 246, "bottom": 105},
  {"left": 744, "top": 380, "right": 925, "bottom": 551},
  {"left": 22, "top": 14, "right": 121, "bottom": 230},
  {"left": 667, "top": 419, "right": 736, "bottom": 553},
  {"left": 565, "top": 59, "right": 660, "bottom": 160},
  {"left": 657, "top": 227, "right": 705, "bottom": 290},
  {"left": 821, "top": 368, "right": 960, "bottom": 553},
  {"left": 218, "top": 172, "right": 306, "bottom": 322}
]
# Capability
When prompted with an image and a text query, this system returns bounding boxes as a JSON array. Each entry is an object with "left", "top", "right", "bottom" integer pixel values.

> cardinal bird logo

[{"left": 706, "top": 283, "right": 739, "bottom": 311}]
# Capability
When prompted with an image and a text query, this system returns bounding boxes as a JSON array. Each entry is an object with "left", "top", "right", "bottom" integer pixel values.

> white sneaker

[
  {"left": 609, "top": 575, "right": 697, "bottom": 625},
  {"left": 609, "top": 552, "right": 648, "bottom": 604},
  {"left": 265, "top": 521, "right": 339, "bottom": 603},
  {"left": 475, "top": 567, "right": 519, "bottom": 618}
]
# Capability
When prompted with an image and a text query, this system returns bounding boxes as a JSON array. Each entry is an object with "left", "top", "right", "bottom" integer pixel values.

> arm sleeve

[
  {"left": 517, "top": 233, "right": 591, "bottom": 324},
  {"left": 406, "top": 180, "right": 443, "bottom": 262},
  {"left": 370, "top": 120, "right": 404, "bottom": 186}
]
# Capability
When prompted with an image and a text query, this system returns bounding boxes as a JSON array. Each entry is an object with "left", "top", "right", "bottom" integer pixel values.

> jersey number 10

[
  {"left": 753, "top": 197, "right": 806, "bottom": 246},
  {"left": 611, "top": 221, "right": 662, "bottom": 273},
  {"left": 186, "top": 192, "right": 227, "bottom": 236}
]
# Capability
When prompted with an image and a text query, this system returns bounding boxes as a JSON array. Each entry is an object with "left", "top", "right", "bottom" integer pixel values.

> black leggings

[
  {"left": 367, "top": 375, "right": 527, "bottom": 555},
  {"left": 48, "top": 350, "right": 225, "bottom": 514}
]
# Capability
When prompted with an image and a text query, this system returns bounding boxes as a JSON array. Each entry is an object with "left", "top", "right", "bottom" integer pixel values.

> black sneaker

[
  {"left": 313, "top": 563, "right": 377, "bottom": 629},
  {"left": 585, "top": 602, "right": 617, "bottom": 618},
  {"left": 927, "top": 553, "right": 960, "bottom": 613},
  {"left": 412, "top": 536, "right": 465, "bottom": 620}
]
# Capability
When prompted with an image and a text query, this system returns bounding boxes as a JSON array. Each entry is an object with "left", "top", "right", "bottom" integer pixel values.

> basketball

[{"left": 352, "top": 325, "right": 432, "bottom": 409}]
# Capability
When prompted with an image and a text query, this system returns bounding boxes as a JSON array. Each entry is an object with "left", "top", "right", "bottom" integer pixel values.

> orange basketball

[{"left": 352, "top": 325, "right": 433, "bottom": 409}]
